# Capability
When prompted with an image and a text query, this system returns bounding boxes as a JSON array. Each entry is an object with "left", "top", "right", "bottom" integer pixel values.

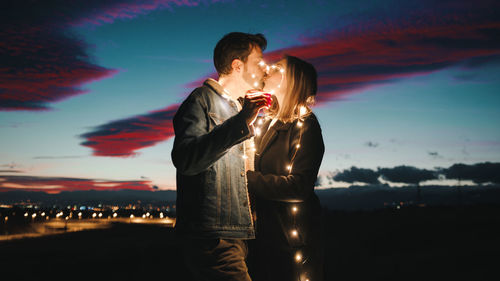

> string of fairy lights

[
  {"left": 250, "top": 61, "right": 311, "bottom": 281},
  {"left": 221, "top": 59, "right": 311, "bottom": 280}
]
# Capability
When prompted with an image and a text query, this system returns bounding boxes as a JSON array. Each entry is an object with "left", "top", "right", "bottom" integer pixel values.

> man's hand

[{"left": 239, "top": 91, "right": 270, "bottom": 126}]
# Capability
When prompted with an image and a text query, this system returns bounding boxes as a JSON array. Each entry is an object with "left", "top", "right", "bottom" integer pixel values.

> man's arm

[{"left": 171, "top": 91, "right": 253, "bottom": 176}]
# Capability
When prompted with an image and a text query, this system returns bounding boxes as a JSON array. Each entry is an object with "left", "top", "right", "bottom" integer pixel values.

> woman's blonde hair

[{"left": 270, "top": 55, "right": 318, "bottom": 122}]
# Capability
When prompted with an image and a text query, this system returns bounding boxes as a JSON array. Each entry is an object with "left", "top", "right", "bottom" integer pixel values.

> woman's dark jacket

[{"left": 247, "top": 113, "right": 325, "bottom": 281}]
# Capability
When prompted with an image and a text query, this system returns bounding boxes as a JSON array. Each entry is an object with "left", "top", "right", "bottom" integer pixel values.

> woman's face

[{"left": 263, "top": 59, "right": 287, "bottom": 97}]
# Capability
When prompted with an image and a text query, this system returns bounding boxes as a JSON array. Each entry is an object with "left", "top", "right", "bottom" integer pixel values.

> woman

[{"left": 247, "top": 55, "right": 325, "bottom": 281}]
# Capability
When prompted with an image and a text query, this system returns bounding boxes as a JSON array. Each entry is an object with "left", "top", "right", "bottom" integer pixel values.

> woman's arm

[{"left": 247, "top": 116, "right": 325, "bottom": 202}]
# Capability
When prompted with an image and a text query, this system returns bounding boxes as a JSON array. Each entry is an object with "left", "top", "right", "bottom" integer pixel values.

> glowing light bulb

[
  {"left": 113, "top": 213, "right": 117, "bottom": 218},
  {"left": 98, "top": 213, "right": 103, "bottom": 218},
  {"left": 299, "top": 106, "right": 307, "bottom": 116},
  {"left": 295, "top": 253, "right": 302, "bottom": 262},
  {"left": 251, "top": 74, "right": 256, "bottom": 79},
  {"left": 291, "top": 230, "right": 298, "bottom": 237},
  {"left": 286, "top": 165, "right": 292, "bottom": 171},
  {"left": 130, "top": 214, "right": 134, "bottom": 218},
  {"left": 280, "top": 68, "right": 285, "bottom": 73},
  {"left": 253, "top": 82, "right": 259, "bottom": 87},
  {"left": 41, "top": 212, "right": 45, "bottom": 216},
  {"left": 296, "top": 144, "right": 301, "bottom": 149},
  {"left": 24, "top": 212, "right": 28, "bottom": 217},
  {"left": 258, "top": 61, "right": 266, "bottom": 67},
  {"left": 32, "top": 213, "right": 36, "bottom": 218},
  {"left": 78, "top": 212, "right": 82, "bottom": 217},
  {"left": 297, "top": 121, "right": 303, "bottom": 127},
  {"left": 292, "top": 206, "right": 298, "bottom": 213},
  {"left": 92, "top": 213, "right": 97, "bottom": 218}
]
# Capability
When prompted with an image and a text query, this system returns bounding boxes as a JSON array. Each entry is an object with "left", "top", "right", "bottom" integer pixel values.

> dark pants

[{"left": 180, "top": 237, "right": 252, "bottom": 281}]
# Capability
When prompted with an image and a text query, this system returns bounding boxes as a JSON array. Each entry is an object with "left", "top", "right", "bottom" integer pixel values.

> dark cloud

[
  {"left": 378, "top": 165, "right": 438, "bottom": 185},
  {"left": 333, "top": 167, "right": 380, "bottom": 184},
  {"left": 428, "top": 151, "right": 443, "bottom": 159},
  {"left": 80, "top": 104, "right": 179, "bottom": 157},
  {"left": 365, "top": 141, "right": 379, "bottom": 148},
  {"left": 443, "top": 162, "right": 500, "bottom": 184}
]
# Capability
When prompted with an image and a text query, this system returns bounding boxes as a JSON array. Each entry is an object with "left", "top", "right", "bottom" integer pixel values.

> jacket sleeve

[
  {"left": 246, "top": 116, "right": 325, "bottom": 202},
  {"left": 171, "top": 90, "right": 252, "bottom": 176}
]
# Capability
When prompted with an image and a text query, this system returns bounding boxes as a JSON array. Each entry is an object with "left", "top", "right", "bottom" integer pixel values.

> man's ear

[{"left": 231, "top": 59, "right": 243, "bottom": 73}]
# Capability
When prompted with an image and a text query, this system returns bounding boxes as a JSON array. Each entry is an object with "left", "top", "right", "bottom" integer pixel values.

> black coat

[{"left": 247, "top": 113, "right": 325, "bottom": 281}]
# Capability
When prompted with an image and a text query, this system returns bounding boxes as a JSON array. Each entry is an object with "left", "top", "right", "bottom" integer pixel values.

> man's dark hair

[{"left": 213, "top": 32, "right": 267, "bottom": 75}]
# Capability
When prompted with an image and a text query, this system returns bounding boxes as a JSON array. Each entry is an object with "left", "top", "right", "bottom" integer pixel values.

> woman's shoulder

[{"left": 301, "top": 111, "right": 322, "bottom": 131}]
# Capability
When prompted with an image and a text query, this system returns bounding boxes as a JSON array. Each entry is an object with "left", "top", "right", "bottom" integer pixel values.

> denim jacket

[{"left": 171, "top": 79, "right": 255, "bottom": 239}]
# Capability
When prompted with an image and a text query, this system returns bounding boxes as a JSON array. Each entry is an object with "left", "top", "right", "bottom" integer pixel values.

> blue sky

[{"left": 1, "top": 0, "right": 499, "bottom": 192}]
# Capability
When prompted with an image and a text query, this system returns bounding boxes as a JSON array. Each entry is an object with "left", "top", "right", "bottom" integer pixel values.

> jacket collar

[{"left": 257, "top": 118, "right": 294, "bottom": 156}]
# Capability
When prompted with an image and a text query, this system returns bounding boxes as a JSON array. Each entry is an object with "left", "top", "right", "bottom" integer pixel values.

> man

[{"left": 171, "top": 32, "right": 268, "bottom": 281}]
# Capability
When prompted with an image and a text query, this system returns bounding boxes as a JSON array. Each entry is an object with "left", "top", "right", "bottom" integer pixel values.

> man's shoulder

[{"left": 189, "top": 84, "right": 215, "bottom": 99}]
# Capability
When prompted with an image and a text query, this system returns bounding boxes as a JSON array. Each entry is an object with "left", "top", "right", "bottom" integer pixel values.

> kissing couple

[{"left": 172, "top": 32, "right": 325, "bottom": 281}]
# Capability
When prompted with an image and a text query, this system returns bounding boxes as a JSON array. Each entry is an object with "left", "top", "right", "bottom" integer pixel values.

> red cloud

[
  {"left": 80, "top": 2, "right": 500, "bottom": 157},
  {"left": 0, "top": 175, "right": 154, "bottom": 194},
  {"left": 0, "top": 0, "right": 221, "bottom": 111},
  {"left": 80, "top": 104, "right": 179, "bottom": 157},
  {"left": 264, "top": 20, "right": 500, "bottom": 105}
]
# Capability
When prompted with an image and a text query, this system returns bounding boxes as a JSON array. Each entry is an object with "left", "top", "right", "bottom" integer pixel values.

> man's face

[{"left": 242, "top": 46, "right": 266, "bottom": 90}]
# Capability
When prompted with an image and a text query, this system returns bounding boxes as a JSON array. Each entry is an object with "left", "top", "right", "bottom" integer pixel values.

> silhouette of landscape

[{"left": 1, "top": 185, "right": 500, "bottom": 280}]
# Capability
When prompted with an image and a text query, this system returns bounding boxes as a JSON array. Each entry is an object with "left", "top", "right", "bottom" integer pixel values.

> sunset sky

[{"left": 1, "top": 0, "right": 500, "bottom": 192}]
